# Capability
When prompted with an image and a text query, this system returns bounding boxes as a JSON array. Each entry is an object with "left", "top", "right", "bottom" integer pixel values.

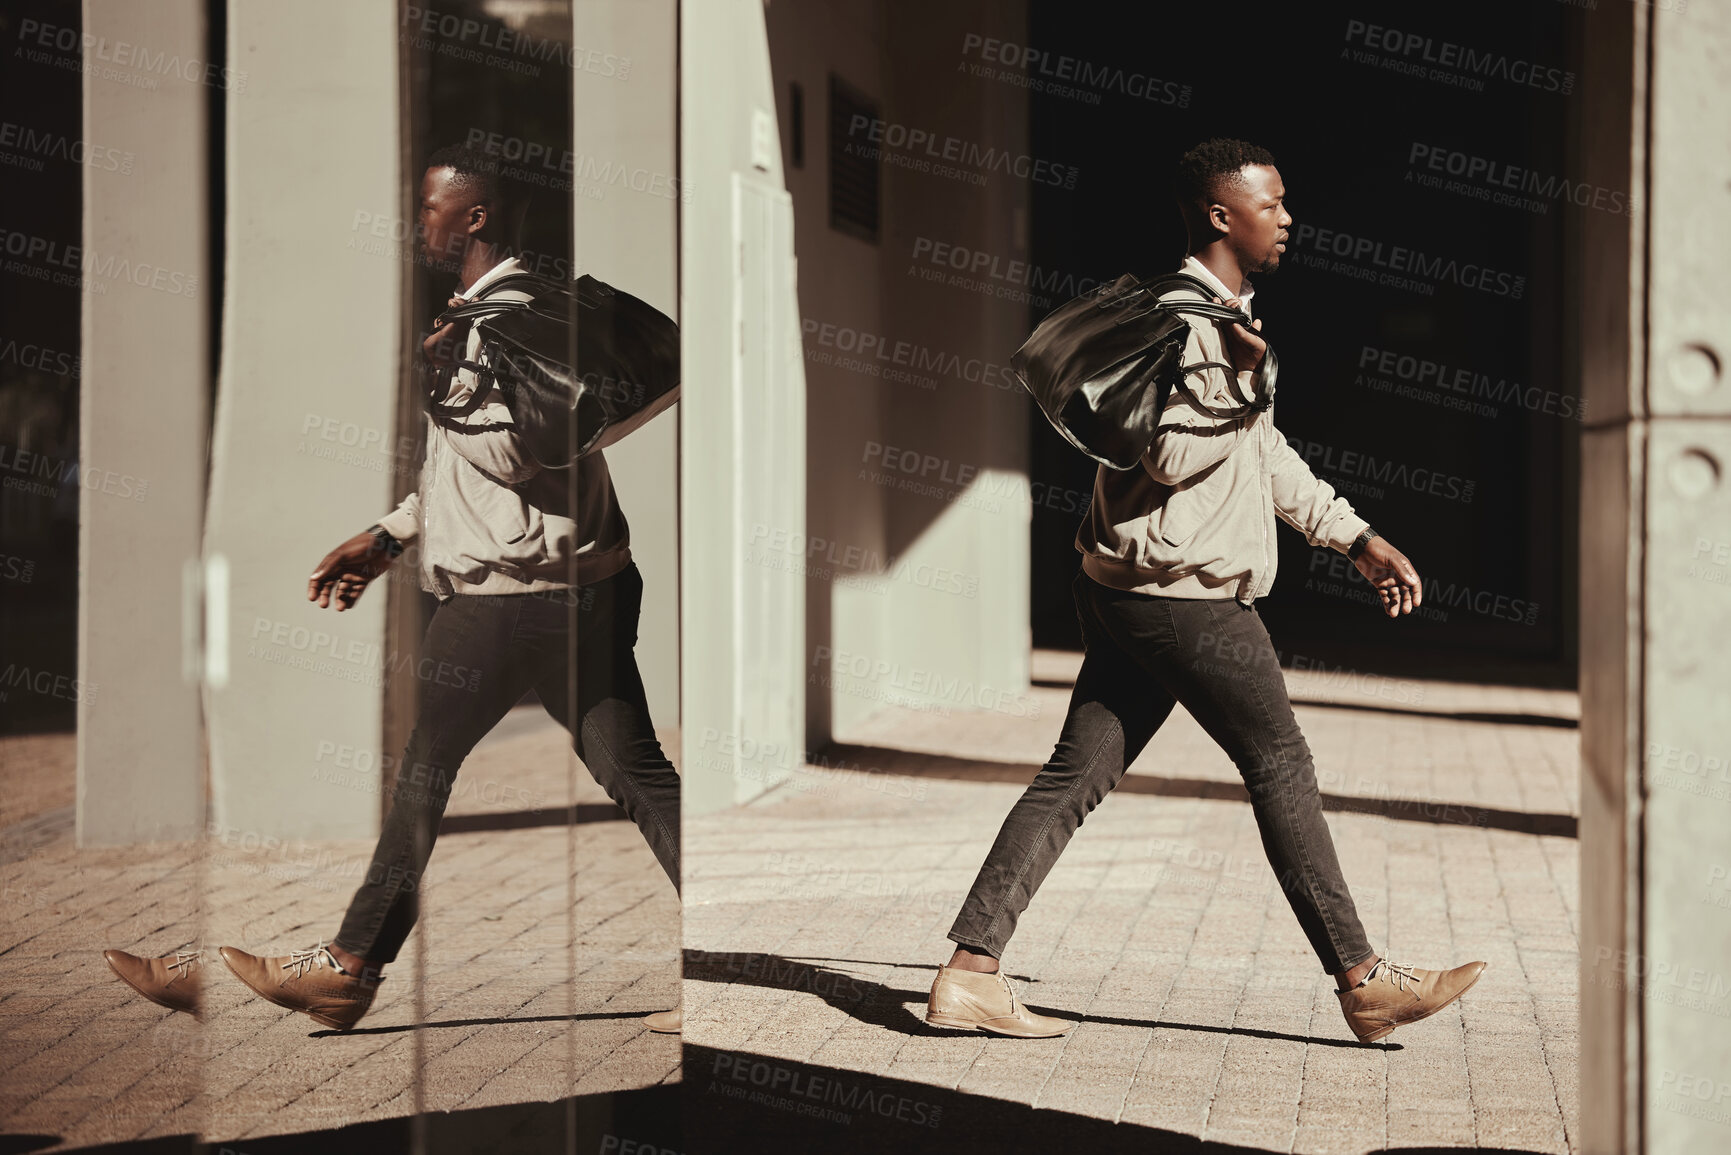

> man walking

[
  {"left": 925, "top": 139, "right": 1483, "bottom": 1045},
  {"left": 103, "top": 145, "right": 682, "bottom": 1033}
]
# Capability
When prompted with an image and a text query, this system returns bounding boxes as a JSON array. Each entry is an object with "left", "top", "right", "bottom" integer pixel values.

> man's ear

[
  {"left": 1207, "top": 201, "right": 1231, "bottom": 236},
  {"left": 466, "top": 203, "right": 488, "bottom": 237}
]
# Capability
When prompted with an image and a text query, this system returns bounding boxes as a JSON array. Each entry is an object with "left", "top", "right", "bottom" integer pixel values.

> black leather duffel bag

[
  {"left": 425, "top": 272, "right": 679, "bottom": 469},
  {"left": 1011, "top": 271, "right": 1276, "bottom": 470}
]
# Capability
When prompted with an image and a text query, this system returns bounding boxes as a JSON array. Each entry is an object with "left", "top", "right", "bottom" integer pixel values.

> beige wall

[
  {"left": 764, "top": 0, "right": 1031, "bottom": 745},
  {"left": 574, "top": 0, "right": 680, "bottom": 723},
  {"left": 680, "top": 0, "right": 807, "bottom": 814},
  {"left": 1578, "top": 2, "right": 1731, "bottom": 1150},
  {"left": 76, "top": 0, "right": 208, "bottom": 846},
  {"left": 202, "top": 1, "right": 401, "bottom": 840}
]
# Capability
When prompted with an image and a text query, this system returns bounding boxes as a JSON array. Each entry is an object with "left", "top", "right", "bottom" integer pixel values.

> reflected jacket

[{"left": 375, "top": 257, "right": 632, "bottom": 598}]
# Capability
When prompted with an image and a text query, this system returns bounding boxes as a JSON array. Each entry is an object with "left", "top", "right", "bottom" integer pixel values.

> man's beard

[{"left": 1251, "top": 250, "right": 1282, "bottom": 276}]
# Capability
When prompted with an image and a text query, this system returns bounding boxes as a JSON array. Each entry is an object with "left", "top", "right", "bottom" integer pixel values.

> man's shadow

[{"left": 681, "top": 949, "right": 1395, "bottom": 1050}]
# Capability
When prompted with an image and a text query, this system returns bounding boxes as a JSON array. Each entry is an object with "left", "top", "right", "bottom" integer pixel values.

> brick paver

[
  {"left": 685, "top": 652, "right": 1579, "bottom": 1152},
  {"left": 0, "top": 707, "right": 679, "bottom": 1150}
]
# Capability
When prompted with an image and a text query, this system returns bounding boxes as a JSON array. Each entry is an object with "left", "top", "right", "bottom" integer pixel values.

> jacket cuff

[
  {"left": 1327, "top": 512, "right": 1372, "bottom": 554},
  {"left": 375, "top": 505, "right": 420, "bottom": 543}
]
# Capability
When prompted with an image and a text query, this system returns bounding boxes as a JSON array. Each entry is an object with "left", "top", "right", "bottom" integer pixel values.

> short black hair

[
  {"left": 426, "top": 143, "right": 508, "bottom": 213},
  {"left": 1174, "top": 138, "right": 1277, "bottom": 216}
]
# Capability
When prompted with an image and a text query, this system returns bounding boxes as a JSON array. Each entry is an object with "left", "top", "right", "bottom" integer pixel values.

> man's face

[
  {"left": 417, "top": 166, "right": 482, "bottom": 269},
  {"left": 1215, "top": 163, "right": 1291, "bottom": 276}
]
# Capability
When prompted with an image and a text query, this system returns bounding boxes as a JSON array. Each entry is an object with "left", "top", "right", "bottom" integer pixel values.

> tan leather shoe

[
  {"left": 1338, "top": 958, "right": 1487, "bottom": 1043},
  {"left": 926, "top": 966, "right": 1073, "bottom": 1037},
  {"left": 643, "top": 1007, "right": 681, "bottom": 1034},
  {"left": 219, "top": 944, "right": 381, "bottom": 1030},
  {"left": 104, "top": 948, "right": 202, "bottom": 1015}
]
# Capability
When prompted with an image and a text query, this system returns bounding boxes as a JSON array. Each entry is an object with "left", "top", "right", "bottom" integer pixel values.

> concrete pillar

[
  {"left": 573, "top": 0, "right": 679, "bottom": 723},
  {"left": 1578, "top": 3, "right": 1731, "bottom": 1150},
  {"left": 680, "top": 0, "right": 806, "bottom": 814},
  {"left": 76, "top": 0, "right": 209, "bottom": 845},
  {"left": 202, "top": 1, "right": 400, "bottom": 840}
]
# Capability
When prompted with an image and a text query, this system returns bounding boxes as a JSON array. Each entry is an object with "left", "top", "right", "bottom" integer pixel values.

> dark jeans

[
  {"left": 948, "top": 571, "right": 1374, "bottom": 974},
  {"left": 335, "top": 563, "right": 680, "bottom": 965}
]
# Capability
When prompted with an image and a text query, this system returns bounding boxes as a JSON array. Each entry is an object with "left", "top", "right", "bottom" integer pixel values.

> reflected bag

[
  {"left": 1010, "top": 271, "right": 1276, "bottom": 470},
  {"left": 425, "top": 272, "right": 680, "bottom": 469}
]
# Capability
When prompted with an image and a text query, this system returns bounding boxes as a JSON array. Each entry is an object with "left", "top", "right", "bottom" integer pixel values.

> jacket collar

[
  {"left": 1180, "top": 254, "right": 1254, "bottom": 317},
  {"left": 457, "top": 254, "right": 527, "bottom": 300}
]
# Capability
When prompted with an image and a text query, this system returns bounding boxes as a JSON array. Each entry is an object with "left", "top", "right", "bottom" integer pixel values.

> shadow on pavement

[
  {"left": 317, "top": 1008, "right": 655, "bottom": 1037},
  {"left": 684, "top": 1044, "right": 1545, "bottom": 1154},
  {"left": 26, "top": 1084, "right": 679, "bottom": 1155},
  {"left": 684, "top": 950, "right": 1397, "bottom": 1051},
  {"left": 819, "top": 744, "right": 1578, "bottom": 838}
]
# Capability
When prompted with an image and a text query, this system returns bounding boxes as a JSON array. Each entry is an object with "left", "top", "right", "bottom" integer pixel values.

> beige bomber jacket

[
  {"left": 375, "top": 257, "right": 632, "bottom": 598},
  {"left": 1078, "top": 256, "right": 1369, "bottom": 603}
]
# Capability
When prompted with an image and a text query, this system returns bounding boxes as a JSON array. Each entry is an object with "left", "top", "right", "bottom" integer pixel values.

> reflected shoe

[
  {"left": 219, "top": 943, "right": 382, "bottom": 1030},
  {"left": 643, "top": 1007, "right": 681, "bottom": 1034},
  {"left": 1338, "top": 958, "right": 1487, "bottom": 1043},
  {"left": 104, "top": 948, "right": 203, "bottom": 1015},
  {"left": 925, "top": 966, "right": 1072, "bottom": 1037}
]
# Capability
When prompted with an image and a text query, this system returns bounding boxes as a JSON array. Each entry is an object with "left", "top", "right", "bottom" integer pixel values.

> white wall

[
  {"left": 1578, "top": 2, "right": 1731, "bottom": 1150},
  {"left": 202, "top": 1, "right": 400, "bottom": 840},
  {"left": 77, "top": 0, "right": 208, "bottom": 845},
  {"left": 680, "top": 0, "right": 807, "bottom": 815},
  {"left": 574, "top": 0, "right": 680, "bottom": 723}
]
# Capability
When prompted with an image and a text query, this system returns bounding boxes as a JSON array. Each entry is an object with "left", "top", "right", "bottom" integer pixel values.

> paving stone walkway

[
  {"left": 0, "top": 707, "right": 679, "bottom": 1151},
  {"left": 684, "top": 652, "right": 1580, "bottom": 1153}
]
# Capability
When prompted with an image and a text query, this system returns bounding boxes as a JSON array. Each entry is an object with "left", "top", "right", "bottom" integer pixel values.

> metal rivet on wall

[
  {"left": 1668, "top": 343, "right": 1722, "bottom": 396},
  {"left": 1669, "top": 448, "right": 1722, "bottom": 500}
]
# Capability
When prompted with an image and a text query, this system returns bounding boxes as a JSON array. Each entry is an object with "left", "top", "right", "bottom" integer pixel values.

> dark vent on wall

[
  {"left": 828, "top": 74, "right": 879, "bottom": 243},
  {"left": 789, "top": 81, "right": 805, "bottom": 168}
]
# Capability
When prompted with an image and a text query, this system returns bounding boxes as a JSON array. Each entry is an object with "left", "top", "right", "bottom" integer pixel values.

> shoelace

[
  {"left": 1379, "top": 960, "right": 1422, "bottom": 993},
  {"left": 165, "top": 949, "right": 203, "bottom": 984},
  {"left": 282, "top": 944, "right": 340, "bottom": 983}
]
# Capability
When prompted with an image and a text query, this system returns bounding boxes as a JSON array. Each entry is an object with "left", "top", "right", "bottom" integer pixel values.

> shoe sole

[
  {"left": 219, "top": 950, "right": 365, "bottom": 1031},
  {"left": 926, "top": 1012, "right": 1071, "bottom": 1038},
  {"left": 1353, "top": 965, "right": 1487, "bottom": 1044},
  {"left": 104, "top": 952, "right": 199, "bottom": 1017}
]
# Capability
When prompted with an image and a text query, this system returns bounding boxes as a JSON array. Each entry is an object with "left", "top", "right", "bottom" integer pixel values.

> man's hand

[
  {"left": 308, "top": 531, "right": 398, "bottom": 611},
  {"left": 1215, "top": 295, "right": 1267, "bottom": 375},
  {"left": 421, "top": 294, "right": 471, "bottom": 369},
  {"left": 1353, "top": 536, "right": 1423, "bottom": 618}
]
